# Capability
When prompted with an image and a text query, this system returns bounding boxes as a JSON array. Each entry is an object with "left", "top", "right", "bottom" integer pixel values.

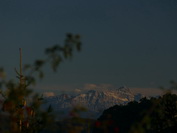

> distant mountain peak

[
  {"left": 43, "top": 86, "right": 144, "bottom": 118},
  {"left": 117, "top": 86, "right": 131, "bottom": 92}
]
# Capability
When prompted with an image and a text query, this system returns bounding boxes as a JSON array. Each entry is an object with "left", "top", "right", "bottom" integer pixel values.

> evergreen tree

[{"left": 0, "top": 33, "right": 81, "bottom": 133}]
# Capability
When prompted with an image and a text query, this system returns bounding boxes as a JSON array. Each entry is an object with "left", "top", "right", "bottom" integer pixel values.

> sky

[{"left": 0, "top": 0, "right": 177, "bottom": 96}]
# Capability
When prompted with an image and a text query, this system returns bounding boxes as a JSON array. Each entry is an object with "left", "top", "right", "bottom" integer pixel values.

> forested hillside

[{"left": 93, "top": 93, "right": 177, "bottom": 133}]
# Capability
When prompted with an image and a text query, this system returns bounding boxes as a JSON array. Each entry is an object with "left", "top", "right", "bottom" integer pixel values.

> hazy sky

[{"left": 0, "top": 0, "right": 177, "bottom": 94}]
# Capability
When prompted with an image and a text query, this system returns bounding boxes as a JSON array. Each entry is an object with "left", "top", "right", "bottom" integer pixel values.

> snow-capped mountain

[{"left": 43, "top": 86, "right": 143, "bottom": 113}]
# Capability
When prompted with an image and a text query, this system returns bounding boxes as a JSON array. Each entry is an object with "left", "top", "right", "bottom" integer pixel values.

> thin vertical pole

[{"left": 19, "top": 48, "right": 22, "bottom": 85}]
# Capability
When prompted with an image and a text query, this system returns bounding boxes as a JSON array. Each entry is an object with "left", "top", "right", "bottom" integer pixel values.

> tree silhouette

[
  {"left": 93, "top": 91, "right": 177, "bottom": 133},
  {"left": 0, "top": 33, "right": 81, "bottom": 133}
]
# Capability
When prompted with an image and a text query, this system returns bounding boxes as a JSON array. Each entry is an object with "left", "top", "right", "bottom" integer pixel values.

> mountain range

[{"left": 42, "top": 86, "right": 144, "bottom": 119}]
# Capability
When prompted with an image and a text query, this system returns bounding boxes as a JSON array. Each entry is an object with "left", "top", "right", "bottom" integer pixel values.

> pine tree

[{"left": 0, "top": 33, "right": 81, "bottom": 133}]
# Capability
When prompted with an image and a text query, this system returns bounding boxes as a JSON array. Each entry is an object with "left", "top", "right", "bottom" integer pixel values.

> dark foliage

[
  {"left": 93, "top": 93, "right": 177, "bottom": 133},
  {"left": 0, "top": 33, "right": 82, "bottom": 133}
]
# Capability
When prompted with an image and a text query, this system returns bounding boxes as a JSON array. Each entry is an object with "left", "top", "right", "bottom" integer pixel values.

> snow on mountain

[{"left": 43, "top": 86, "right": 143, "bottom": 113}]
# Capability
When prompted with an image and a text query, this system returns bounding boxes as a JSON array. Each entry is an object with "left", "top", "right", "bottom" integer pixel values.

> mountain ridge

[{"left": 43, "top": 86, "right": 144, "bottom": 114}]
